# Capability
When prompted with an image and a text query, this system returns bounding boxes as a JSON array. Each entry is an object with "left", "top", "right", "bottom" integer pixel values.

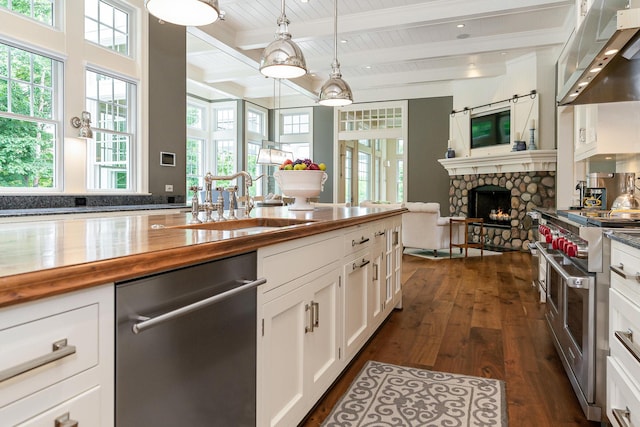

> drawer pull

[
  {"left": 352, "top": 259, "right": 370, "bottom": 271},
  {"left": 0, "top": 339, "right": 76, "bottom": 383},
  {"left": 55, "top": 412, "right": 79, "bottom": 427},
  {"left": 612, "top": 407, "right": 631, "bottom": 427},
  {"left": 352, "top": 237, "right": 370, "bottom": 247},
  {"left": 374, "top": 230, "right": 386, "bottom": 237},
  {"left": 610, "top": 263, "right": 640, "bottom": 283},
  {"left": 615, "top": 329, "right": 640, "bottom": 364}
]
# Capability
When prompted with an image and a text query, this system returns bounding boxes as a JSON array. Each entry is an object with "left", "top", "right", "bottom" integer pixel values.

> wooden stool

[{"left": 449, "top": 218, "right": 484, "bottom": 258}]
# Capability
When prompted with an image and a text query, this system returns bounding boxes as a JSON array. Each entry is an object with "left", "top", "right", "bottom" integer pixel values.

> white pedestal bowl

[{"left": 274, "top": 170, "right": 328, "bottom": 211}]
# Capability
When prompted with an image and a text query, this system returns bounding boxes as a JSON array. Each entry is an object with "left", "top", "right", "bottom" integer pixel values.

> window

[
  {"left": 186, "top": 138, "right": 203, "bottom": 192},
  {"left": 84, "top": 0, "right": 130, "bottom": 55},
  {"left": 187, "top": 104, "right": 205, "bottom": 130},
  {"left": 86, "top": 69, "right": 135, "bottom": 190},
  {"left": 282, "top": 112, "right": 309, "bottom": 134},
  {"left": 245, "top": 105, "right": 267, "bottom": 197},
  {"left": 0, "top": 42, "right": 60, "bottom": 189},
  {"left": 358, "top": 151, "right": 370, "bottom": 203},
  {"left": 280, "top": 142, "right": 310, "bottom": 161},
  {"left": 1, "top": 0, "right": 54, "bottom": 26},
  {"left": 215, "top": 108, "right": 234, "bottom": 130},
  {"left": 247, "top": 109, "right": 262, "bottom": 134}
]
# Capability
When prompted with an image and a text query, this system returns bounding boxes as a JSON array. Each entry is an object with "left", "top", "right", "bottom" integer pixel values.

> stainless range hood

[{"left": 557, "top": 0, "right": 640, "bottom": 105}]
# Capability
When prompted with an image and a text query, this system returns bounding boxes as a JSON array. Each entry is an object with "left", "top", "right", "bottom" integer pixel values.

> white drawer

[
  {"left": 16, "top": 386, "right": 101, "bottom": 427},
  {"left": 610, "top": 288, "right": 640, "bottom": 386},
  {"left": 610, "top": 241, "right": 640, "bottom": 303},
  {"left": 0, "top": 304, "right": 100, "bottom": 408},
  {"left": 344, "top": 224, "right": 372, "bottom": 256},
  {"left": 607, "top": 357, "right": 640, "bottom": 427}
]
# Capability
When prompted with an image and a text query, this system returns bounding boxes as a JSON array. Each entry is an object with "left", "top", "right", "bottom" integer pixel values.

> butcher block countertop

[{"left": 0, "top": 206, "right": 405, "bottom": 308}]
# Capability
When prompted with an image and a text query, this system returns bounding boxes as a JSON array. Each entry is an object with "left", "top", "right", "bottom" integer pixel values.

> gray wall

[
  {"left": 407, "top": 97, "right": 453, "bottom": 210},
  {"left": 313, "top": 106, "right": 335, "bottom": 202},
  {"left": 148, "top": 18, "right": 186, "bottom": 202}
]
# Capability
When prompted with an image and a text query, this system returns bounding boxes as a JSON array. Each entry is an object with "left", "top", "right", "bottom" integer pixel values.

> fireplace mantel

[{"left": 437, "top": 150, "right": 556, "bottom": 176}]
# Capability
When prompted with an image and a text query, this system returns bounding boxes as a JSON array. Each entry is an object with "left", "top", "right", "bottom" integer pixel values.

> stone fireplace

[{"left": 438, "top": 150, "right": 557, "bottom": 251}]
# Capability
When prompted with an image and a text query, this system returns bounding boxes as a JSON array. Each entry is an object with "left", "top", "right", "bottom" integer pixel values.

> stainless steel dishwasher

[{"left": 115, "top": 252, "right": 263, "bottom": 427}]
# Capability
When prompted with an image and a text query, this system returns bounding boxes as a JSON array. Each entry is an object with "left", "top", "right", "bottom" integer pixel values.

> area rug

[
  {"left": 403, "top": 247, "right": 502, "bottom": 260},
  {"left": 321, "top": 361, "right": 507, "bottom": 427}
]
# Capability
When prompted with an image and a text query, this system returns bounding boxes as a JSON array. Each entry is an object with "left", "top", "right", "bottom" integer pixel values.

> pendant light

[
  {"left": 260, "top": 0, "right": 308, "bottom": 79},
  {"left": 146, "top": 0, "right": 220, "bottom": 27},
  {"left": 318, "top": 0, "right": 352, "bottom": 106}
]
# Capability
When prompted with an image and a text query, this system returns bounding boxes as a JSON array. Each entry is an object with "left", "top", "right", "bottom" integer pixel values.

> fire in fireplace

[{"left": 470, "top": 185, "right": 511, "bottom": 225}]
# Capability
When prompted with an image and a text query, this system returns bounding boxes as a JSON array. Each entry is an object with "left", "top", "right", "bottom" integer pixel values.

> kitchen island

[{"left": 0, "top": 205, "right": 405, "bottom": 426}]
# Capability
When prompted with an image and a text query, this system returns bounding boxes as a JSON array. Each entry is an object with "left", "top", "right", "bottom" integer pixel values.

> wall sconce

[{"left": 70, "top": 111, "right": 93, "bottom": 139}]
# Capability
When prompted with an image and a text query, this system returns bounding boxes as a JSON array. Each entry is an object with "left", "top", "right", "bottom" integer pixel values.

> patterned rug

[{"left": 321, "top": 361, "right": 507, "bottom": 427}]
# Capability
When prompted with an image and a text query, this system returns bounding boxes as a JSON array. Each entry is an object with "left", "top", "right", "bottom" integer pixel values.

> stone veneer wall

[{"left": 448, "top": 172, "right": 555, "bottom": 251}]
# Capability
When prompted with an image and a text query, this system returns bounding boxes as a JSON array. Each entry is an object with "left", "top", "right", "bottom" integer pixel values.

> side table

[{"left": 450, "top": 217, "right": 484, "bottom": 258}]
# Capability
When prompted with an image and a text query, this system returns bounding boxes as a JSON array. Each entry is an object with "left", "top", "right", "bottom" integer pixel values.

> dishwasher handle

[{"left": 132, "top": 277, "right": 266, "bottom": 334}]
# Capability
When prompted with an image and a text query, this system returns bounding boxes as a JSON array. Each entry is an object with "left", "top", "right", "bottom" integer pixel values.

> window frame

[{"left": 84, "top": 0, "right": 132, "bottom": 57}]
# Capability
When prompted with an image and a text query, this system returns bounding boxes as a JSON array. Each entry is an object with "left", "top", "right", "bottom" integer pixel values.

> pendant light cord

[{"left": 333, "top": 0, "right": 338, "bottom": 65}]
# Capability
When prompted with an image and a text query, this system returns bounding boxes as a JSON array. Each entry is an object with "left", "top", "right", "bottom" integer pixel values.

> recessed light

[
  {"left": 570, "top": 92, "right": 579, "bottom": 97},
  {"left": 340, "top": 39, "right": 348, "bottom": 44},
  {"left": 578, "top": 81, "right": 588, "bottom": 87},
  {"left": 605, "top": 49, "right": 619, "bottom": 55},
  {"left": 457, "top": 24, "right": 465, "bottom": 28},
  {"left": 590, "top": 66, "right": 602, "bottom": 73},
  {"left": 365, "top": 65, "right": 372, "bottom": 69}
]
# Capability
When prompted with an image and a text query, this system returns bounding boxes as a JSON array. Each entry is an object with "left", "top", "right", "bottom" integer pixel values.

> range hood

[{"left": 557, "top": 0, "right": 640, "bottom": 105}]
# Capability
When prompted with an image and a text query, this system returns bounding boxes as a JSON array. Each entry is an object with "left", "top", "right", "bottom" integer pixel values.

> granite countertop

[
  {"left": 0, "top": 204, "right": 190, "bottom": 217},
  {"left": 0, "top": 205, "right": 406, "bottom": 308},
  {"left": 605, "top": 229, "right": 640, "bottom": 250}
]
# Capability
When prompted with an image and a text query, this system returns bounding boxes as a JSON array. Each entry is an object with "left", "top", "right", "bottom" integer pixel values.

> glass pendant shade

[
  {"left": 318, "top": 0, "right": 353, "bottom": 106},
  {"left": 146, "top": 0, "right": 220, "bottom": 26},
  {"left": 260, "top": 3, "right": 307, "bottom": 79}
]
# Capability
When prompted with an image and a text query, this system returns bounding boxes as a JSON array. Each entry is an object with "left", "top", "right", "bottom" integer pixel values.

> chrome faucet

[{"left": 203, "top": 171, "right": 255, "bottom": 218}]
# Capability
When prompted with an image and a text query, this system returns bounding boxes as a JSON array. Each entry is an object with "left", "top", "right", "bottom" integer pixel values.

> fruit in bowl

[
  {"left": 280, "top": 158, "right": 326, "bottom": 171},
  {"left": 274, "top": 159, "right": 328, "bottom": 211}
]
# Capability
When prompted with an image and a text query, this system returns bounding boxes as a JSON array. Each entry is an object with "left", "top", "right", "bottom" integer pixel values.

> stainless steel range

[{"left": 534, "top": 209, "right": 640, "bottom": 423}]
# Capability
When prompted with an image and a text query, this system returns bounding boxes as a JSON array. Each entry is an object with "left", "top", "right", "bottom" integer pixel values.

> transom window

[
  {"left": 0, "top": 42, "right": 60, "bottom": 189},
  {"left": 247, "top": 109, "right": 263, "bottom": 134},
  {"left": 84, "top": 0, "right": 130, "bottom": 55},
  {"left": 215, "top": 108, "right": 234, "bottom": 130},
  {"left": 282, "top": 113, "right": 309, "bottom": 134},
  {"left": 1, "top": 0, "right": 54, "bottom": 26},
  {"left": 86, "top": 69, "right": 135, "bottom": 190}
]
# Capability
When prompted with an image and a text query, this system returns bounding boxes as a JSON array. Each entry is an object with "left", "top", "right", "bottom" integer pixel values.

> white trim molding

[{"left": 437, "top": 149, "right": 556, "bottom": 176}]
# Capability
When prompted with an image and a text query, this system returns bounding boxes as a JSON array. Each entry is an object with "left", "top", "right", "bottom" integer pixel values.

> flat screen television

[{"left": 470, "top": 108, "right": 511, "bottom": 149}]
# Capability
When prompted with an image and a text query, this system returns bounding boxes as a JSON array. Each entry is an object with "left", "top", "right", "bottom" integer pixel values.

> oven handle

[
  {"left": 535, "top": 242, "right": 591, "bottom": 290},
  {"left": 132, "top": 278, "right": 266, "bottom": 334},
  {"left": 610, "top": 263, "right": 640, "bottom": 283},
  {"left": 615, "top": 329, "right": 640, "bottom": 364}
]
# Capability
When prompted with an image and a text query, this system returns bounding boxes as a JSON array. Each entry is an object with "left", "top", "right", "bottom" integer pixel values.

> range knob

[{"left": 566, "top": 243, "right": 577, "bottom": 257}]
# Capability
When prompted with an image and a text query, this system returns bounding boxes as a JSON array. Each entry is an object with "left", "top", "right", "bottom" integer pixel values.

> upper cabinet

[{"left": 574, "top": 101, "right": 640, "bottom": 161}]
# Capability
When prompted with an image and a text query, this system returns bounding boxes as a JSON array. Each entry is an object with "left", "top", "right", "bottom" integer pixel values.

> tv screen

[{"left": 470, "top": 109, "right": 510, "bottom": 149}]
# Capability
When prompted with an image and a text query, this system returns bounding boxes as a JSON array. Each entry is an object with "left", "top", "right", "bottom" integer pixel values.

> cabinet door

[
  {"left": 392, "top": 220, "right": 403, "bottom": 306},
  {"left": 343, "top": 251, "right": 371, "bottom": 361},
  {"left": 261, "top": 285, "right": 307, "bottom": 427},
  {"left": 370, "top": 249, "right": 384, "bottom": 329},
  {"left": 305, "top": 269, "right": 342, "bottom": 403},
  {"left": 16, "top": 386, "right": 100, "bottom": 427}
]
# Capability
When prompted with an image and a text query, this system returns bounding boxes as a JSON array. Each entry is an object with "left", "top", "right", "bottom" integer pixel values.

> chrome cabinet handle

[
  {"left": 374, "top": 230, "right": 385, "bottom": 237},
  {"left": 610, "top": 263, "right": 640, "bottom": 283},
  {"left": 352, "top": 259, "right": 370, "bottom": 271},
  {"left": 132, "top": 278, "right": 266, "bottom": 334},
  {"left": 352, "top": 237, "right": 370, "bottom": 247},
  {"left": 612, "top": 407, "right": 632, "bottom": 427},
  {"left": 373, "top": 263, "right": 379, "bottom": 281},
  {"left": 393, "top": 230, "right": 399, "bottom": 246},
  {"left": 312, "top": 301, "right": 319, "bottom": 328},
  {"left": 55, "top": 413, "right": 79, "bottom": 427},
  {"left": 0, "top": 339, "right": 76, "bottom": 383},
  {"left": 615, "top": 329, "right": 640, "bottom": 364},
  {"left": 305, "top": 303, "right": 314, "bottom": 333}
]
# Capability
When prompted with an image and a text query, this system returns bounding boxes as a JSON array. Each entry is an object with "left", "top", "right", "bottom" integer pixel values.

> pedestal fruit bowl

[{"left": 274, "top": 159, "right": 328, "bottom": 211}]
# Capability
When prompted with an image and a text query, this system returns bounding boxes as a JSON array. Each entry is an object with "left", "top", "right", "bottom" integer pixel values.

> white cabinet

[
  {"left": 0, "top": 284, "right": 114, "bottom": 426},
  {"left": 257, "top": 231, "right": 343, "bottom": 427},
  {"left": 343, "top": 224, "right": 372, "bottom": 361},
  {"left": 257, "top": 215, "right": 403, "bottom": 427},
  {"left": 608, "top": 240, "right": 640, "bottom": 426},
  {"left": 574, "top": 102, "right": 640, "bottom": 161}
]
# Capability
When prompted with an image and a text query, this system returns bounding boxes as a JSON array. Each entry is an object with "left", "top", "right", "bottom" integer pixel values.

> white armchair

[{"left": 402, "top": 202, "right": 465, "bottom": 256}]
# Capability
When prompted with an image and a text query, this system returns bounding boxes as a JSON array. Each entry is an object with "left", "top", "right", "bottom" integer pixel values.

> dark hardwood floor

[{"left": 301, "top": 251, "right": 601, "bottom": 427}]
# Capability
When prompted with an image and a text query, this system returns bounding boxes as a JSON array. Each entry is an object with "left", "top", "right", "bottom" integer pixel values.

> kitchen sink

[{"left": 170, "top": 217, "right": 316, "bottom": 232}]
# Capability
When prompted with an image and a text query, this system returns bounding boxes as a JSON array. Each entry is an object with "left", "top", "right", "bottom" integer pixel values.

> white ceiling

[{"left": 182, "top": 0, "right": 575, "bottom": 107}]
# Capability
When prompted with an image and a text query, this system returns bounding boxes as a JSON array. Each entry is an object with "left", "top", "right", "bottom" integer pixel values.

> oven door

[{"left": 537, "top": 244, "right": 596, "bottom": 404}]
